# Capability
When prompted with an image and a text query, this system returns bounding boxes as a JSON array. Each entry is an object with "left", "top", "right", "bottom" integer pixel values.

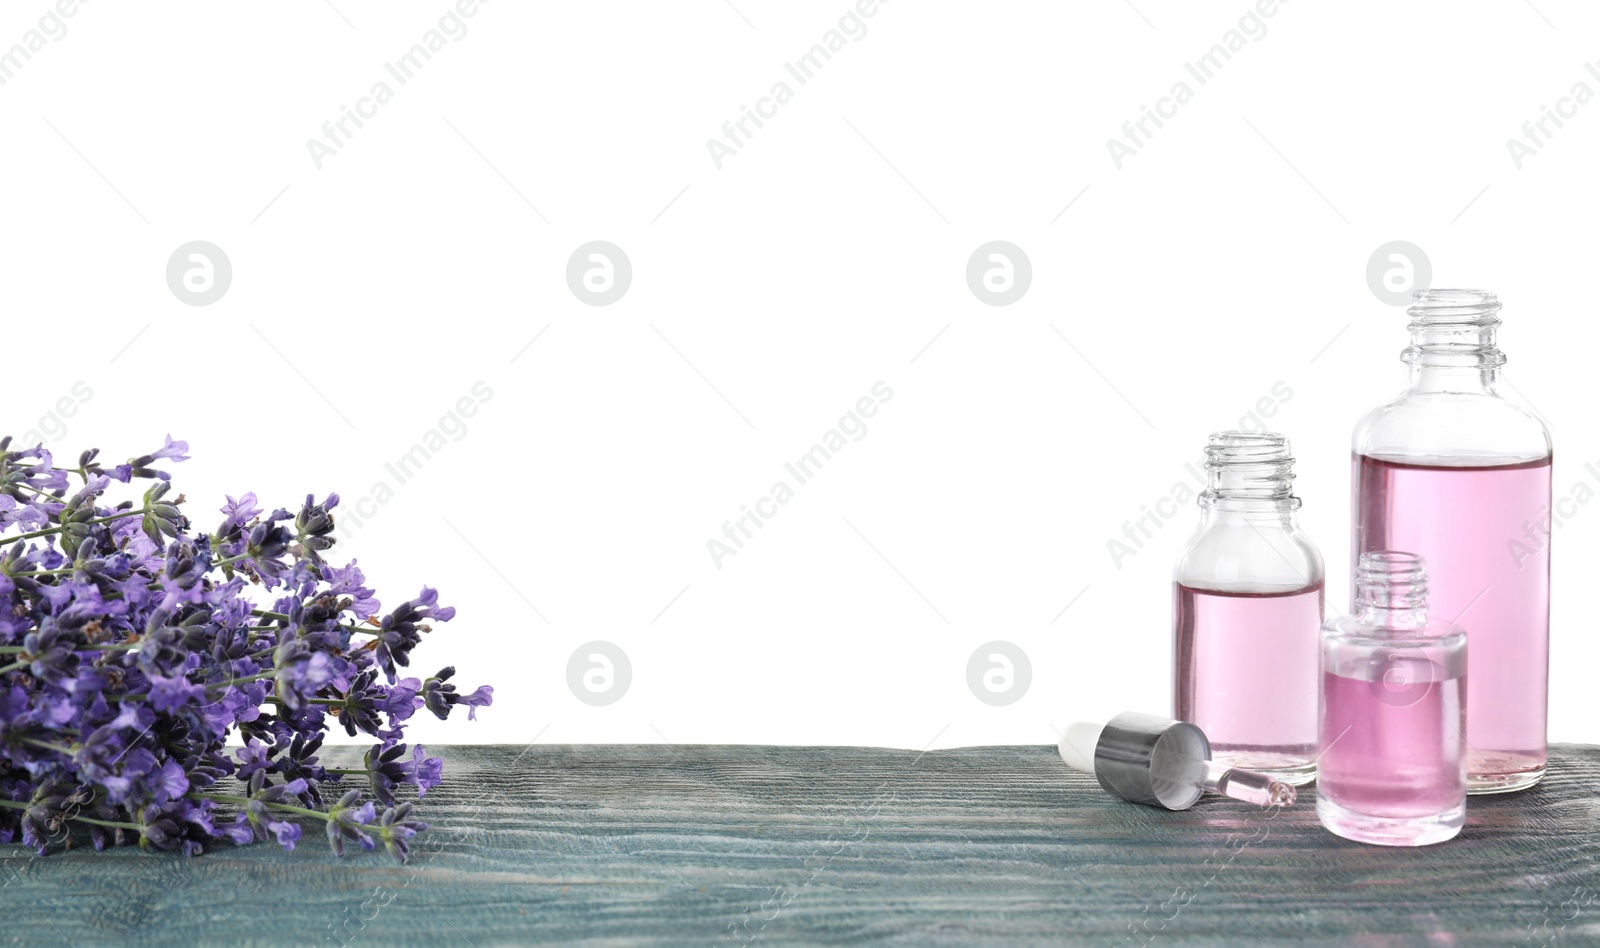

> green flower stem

[
  {"left": 21, "top": 738, "right": 76, "bottom": 755},
  {"left": 265, "top": 696, "right": 343, "bottom": 708},
  {"left": 190, "top": 792, "right": 380, "bottom": 832},
  {"left": 250, "top": 610, "right": 380, "bottom": 637},
  {"left": 71, "top": 815, "right": 142, "bottom": 831},
  {"left": 205, "top": 670, "right": 277, "bottom": 693},
  {"left": 0, "top": 509, "right": 148, "bottom": 548},
  {"left": 192, "top": 792, "right": 327, "bottom": 821},
  {"left": 0, "top": 800, "right": 149, "bottom": 833},
  {"left": 0, "top": 660, "right": 29, "bottom": 675},
  {"left": 21, "top": 553, "right": 250, "bottom": 579},
  {"left": 14, "top": 485, "right": 65, "bottom": 504},
  {"left": 0, "top": 642, "right": 141, "bottom": 655}
]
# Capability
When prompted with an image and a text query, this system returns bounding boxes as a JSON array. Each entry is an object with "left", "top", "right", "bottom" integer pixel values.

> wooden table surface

[{"left": 3, "top": 743, "right": 1597, "bottom": 946}]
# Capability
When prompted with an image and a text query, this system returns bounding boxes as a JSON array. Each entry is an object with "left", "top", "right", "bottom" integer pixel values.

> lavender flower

[
  {"left": 410, "top": 745, "right": 444, "bottom": 796},
  {"left": 17, "top": 621, "right": 85, "bottom": 684},
  {"left": 331, "top": 670, "right": 387, "bottom": 738},
  {"left": 134, "top": 801, "right": 208, "bottom": 856},
  {"left": 219, "top": 493, "right": 262, "bottom": 532},
  {"left": 293, "top": 493, "right": 339, "bottom": 562},
  {"left": 324, "top": 789, "right": 376, "bottom": 856},
  {"left": 355, "top": 741, "right": 443, "bottom": 806},
  {"left": 375, "top": 802, "right": 427, "bottom": 862},
  {"left": 0, "top": 437, "right": 490, "bottom": 862},
  {"left": 369, "top": 588, "right": 456, "bottom": 681},
  {"left": 421, "top": 667, "right": 495, "bottom": 721},
  {"left": 320, "top": 560, "right": 380, "bottom": 620}
]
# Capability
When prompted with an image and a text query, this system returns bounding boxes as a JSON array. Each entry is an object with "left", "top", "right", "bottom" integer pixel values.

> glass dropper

[
  {"left": 1059, "top": 713, "right": 1299, "bottom": 810},
  {"left": 1207, "top": 763, "right": 1297, "bottom": 807}
]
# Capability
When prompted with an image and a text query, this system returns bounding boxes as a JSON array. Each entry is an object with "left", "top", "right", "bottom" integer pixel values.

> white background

[{"left": 3, "top": 0, "right": 1596, "bottom": 749}]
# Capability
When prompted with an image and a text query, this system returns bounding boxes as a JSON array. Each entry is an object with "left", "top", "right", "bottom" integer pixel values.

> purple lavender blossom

[
  {"left": 324, "top": 789, "right": 376, "bottom": 856},
  {"left": 149, "top": 673, "right": 205, "bottom": 712},
  {"left": 220, "top": 493, "right": 262, "bottom": 530},
  {"left": 421, "top": 667, "right": 495, "bottom": 722},
  {"left": 375, "top": 801, "right": 427, "bottom": 862},
  {"left": 235, "top": 739, "right": 273, "bottom": 781},
  {"left": 268, "top": 819, "right": 302, "bottom": 850},
  {"left": 410, "top": 745, "right": 444, "bottom": 796},
  {"left": 146, "top": 435, "right": 191, "bottom": 463},
  {"left": 321, "top": 560, "right": 381, "bottom": 620},
  {"left": 0, "top": 436, "right": 489, "bottom": 862}
]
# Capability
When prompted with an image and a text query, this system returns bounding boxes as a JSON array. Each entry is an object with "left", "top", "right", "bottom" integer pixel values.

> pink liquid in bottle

[
  {"left": 1353, "top": 455, "right": 1551, "bottom": 792},
  {"left": 1318, "top": 657, "right": 1466, "bottom": 845},
  {"left": 1173, "top": 582, "right": 1323, "bottom": 782}
]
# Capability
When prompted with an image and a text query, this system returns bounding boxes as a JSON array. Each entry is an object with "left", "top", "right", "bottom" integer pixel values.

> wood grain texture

[{"left": 3, "top": 744, "right": 1598, "bottom": 947}]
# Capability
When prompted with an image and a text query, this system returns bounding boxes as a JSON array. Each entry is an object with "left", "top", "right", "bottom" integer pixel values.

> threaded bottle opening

[
  {"left": 1355, "top": 551, "right": 1430, "bottom": 612},
  {"left": 1408, "top": 288, "right": 1502, "bottom": 324},
  {"left": 1199, "top": 430, "right": 1298, "bottom": 507},
  {"left": 1403, "top": 288, "right": 1505, "bottom": 368}
]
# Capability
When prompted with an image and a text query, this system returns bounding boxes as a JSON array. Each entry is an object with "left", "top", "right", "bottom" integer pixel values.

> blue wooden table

[{"left": 3, "top": 744, "right": 1597, "bottom": 946}]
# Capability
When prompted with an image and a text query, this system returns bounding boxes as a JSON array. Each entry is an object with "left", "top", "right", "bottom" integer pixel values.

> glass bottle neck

[
  {"left": 1407, "top": 364, "right": 1500, "bottom": 394},
  {"left": 1354, "top": 602, "right": 1429, "bottom": 627},
  {"left": 1353, "top": 552, "right": 1430, "bottom": 630},
  {"left": 1199, "top": 431, "right": 1300, "bottom": 519},
  {"left": 1198, "top": 504, "right": 1299, "bottom": 530},
  {"left": 1401, "top": 288, "right": 1504, "bottom": 395}
]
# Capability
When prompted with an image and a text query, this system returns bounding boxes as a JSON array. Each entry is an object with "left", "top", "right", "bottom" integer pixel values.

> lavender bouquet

[{"left": 0, "top": 436, "right": 490, "bottom": 861}]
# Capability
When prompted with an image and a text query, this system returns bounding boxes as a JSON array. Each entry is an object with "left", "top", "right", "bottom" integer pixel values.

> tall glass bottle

[
  {"left": 1352, "top": 289, "right": 1551, "bottom": 794},
  {"left": 1174, "top": 431, "right": 1324, "bottom": 785}
]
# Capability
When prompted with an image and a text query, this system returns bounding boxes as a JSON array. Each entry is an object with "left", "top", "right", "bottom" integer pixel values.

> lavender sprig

[{"left": 0, "top": 436, "right": 491, "bottom": 861}]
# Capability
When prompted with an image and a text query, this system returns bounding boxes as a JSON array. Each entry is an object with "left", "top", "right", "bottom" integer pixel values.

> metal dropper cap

[{"left": 1060, "top": 711, "right": 1212, "bottom": 810}]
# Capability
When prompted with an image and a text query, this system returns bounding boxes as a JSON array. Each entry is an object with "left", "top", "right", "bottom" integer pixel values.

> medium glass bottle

[
  {"left": 1351, "top": 289, "right": 1551, "bottom": 794},
  {"left": 1319, "top": 551, "right": 1467, "bottom": 846},
  {"left": 1173, "top": 431, "right": 1324, "bottom": 785}
]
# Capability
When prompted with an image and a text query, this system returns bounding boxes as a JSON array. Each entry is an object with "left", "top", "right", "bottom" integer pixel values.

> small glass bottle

[
  {"left": 1318, "top": 551, "right": 1467, "bottom": 846},
  {"left": 1173, "top": 431, "right": 1324, "bottom": 786},
  {"left": 1351, "top": 289, "right": 1551, "bottom": 794}
]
